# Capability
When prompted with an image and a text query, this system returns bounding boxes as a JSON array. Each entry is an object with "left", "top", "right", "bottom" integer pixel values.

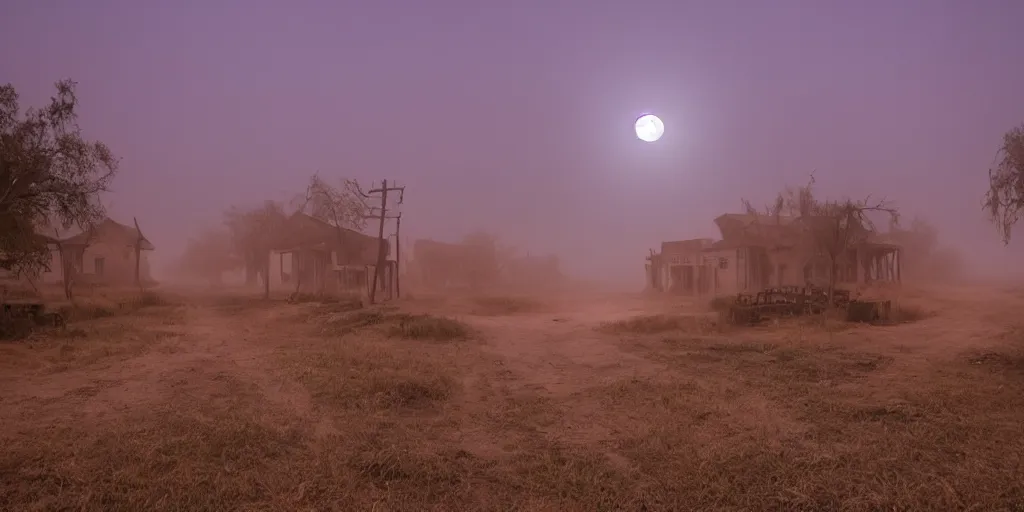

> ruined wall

[
  {"left": 78, "top": 243, "right": 152, "bottom": 284},
  {"left": 702, "top": 249, "right": 738, "bottom": 295},
  {"left": 660, "top": 239, "right": 714, "bottom": 267},
  {"left": 765, "top": 249, "right": 807, "bottom": 288}
]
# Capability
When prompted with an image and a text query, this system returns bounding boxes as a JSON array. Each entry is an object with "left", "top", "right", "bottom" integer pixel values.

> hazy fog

[{"left": 3, "top": 1, "right": 1023, "bottom": 286}]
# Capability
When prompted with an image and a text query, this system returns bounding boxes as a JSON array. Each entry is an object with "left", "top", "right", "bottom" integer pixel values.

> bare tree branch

[
  {"left": 983, "top": 124, "right": 1024, "bottom": 245},
  {"left": 0, "top": 79, "right": 116, "bottom": 277}
]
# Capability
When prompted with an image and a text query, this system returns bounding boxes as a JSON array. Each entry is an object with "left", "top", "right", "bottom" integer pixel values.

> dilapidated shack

[
  {"left": 646, "top": 213, "right": 902, "bottom": 296},
  {"left": 268, "top": 213, "right": 390, "bottom": 295}
]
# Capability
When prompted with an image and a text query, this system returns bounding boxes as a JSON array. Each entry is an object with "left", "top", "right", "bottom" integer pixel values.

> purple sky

[{"left": 3, "top": 0, "right": 1023, "bottom": 284}]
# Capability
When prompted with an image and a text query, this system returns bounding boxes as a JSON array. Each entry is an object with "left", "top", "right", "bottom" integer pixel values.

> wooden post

[
  {"left": 133, "top": 217, "right": 144, "bottom": 290},
  {"left": 263, "top": 251, "right": 271, "bottom": 299},
  {"left": 896, "top": 248, "right": 902, "bottom": 283},
  {"left": 395, "top": 214, "right": 402, "bottom": 299}
]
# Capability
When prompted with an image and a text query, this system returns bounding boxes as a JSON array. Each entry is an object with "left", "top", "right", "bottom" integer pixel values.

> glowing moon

[{"left": 634, "top": 114, "right": 665, "bottom": 142}]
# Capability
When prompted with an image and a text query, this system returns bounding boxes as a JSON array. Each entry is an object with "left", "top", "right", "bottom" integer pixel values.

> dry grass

[
  {"left": 470, "top": 295, "right": 546, "bottom": 316},
  {"left": 599, "top": 313, "right": 721, "bottom": 335},
  {"left": 318, "top": 309, "right": 472, "bottom": 341},
  {"left": 1, "top": 285, "right": 1023, "bottom": 510}
]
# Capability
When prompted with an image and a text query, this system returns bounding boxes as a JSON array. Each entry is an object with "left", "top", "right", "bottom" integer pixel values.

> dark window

[
  {"left": 719, "top": 258, "right": 728, "bottom": 269},
  {"left": 95, "top": 257, "right": 105, "bottom": 276}
]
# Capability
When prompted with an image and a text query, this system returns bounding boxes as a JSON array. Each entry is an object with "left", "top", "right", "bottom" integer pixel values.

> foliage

[
  {"left": 296, "top": 173, "right": 368, "bottom": 231},
  {"left": 744, "top": 175, "right": 899, "bottom": 299},
  {"left": 983, "top": 124, "right": 1024, "bottom": 245},
  {"left": 176, "top": 228, "right": 240, "bottom": 286},
  {"left": 223, "top": 201, "right": 288, "bottom": 293},
  {"left": 0, "top": 80, "right": 116, "bottom": 276}
]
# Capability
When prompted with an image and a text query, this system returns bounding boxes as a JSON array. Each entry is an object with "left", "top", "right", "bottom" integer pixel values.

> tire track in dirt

[
  {"left": 465, "top": 301, "right": 665, "bottom": 396},
  {"left": 16, "top": 304, "right": 319, "bottom": 427},
  {"left": 173, "top": 304, "right": 316, "bottom": 418}
]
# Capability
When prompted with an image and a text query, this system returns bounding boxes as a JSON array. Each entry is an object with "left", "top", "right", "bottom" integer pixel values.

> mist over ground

[
  {"left": 7, "top": 4, "right": 1024, "bottom": 510},
  {"left": 2, "top": 2, "right": 1022, "bottom": 288}
]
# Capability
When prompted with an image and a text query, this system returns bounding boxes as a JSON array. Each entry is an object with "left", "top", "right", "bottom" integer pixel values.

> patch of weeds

[
  {"left": 371, "top": 376, "right": 455, "bottom": 408},
  {"left": 766, "top": 348, "right": 893, "bottom": 383},
  {"left": 891, "top": 303, "right": 934, "bottom": 324},
  {"left": 63, "top": 303, "right": 117, "bottom": 321},
  {"left": 707, "top": 341, "right": 777, "bottom": 354},
  {"left": 594, "top": 376, "right": 704, "bottom": 410},
  {"left": 708, "top": 295, "right": 736, "bottom": 312},
  {"left": 471, "top": 296, "right": 544, "bottom": 316},
  {"left": 848, "top": 404, "right": 920, "bottom": 424},
  {"left": 387, "top": 314, "right": 470, "bottom": 341},
  {"left": 323, "top": 310, "right": 470, "bottom": 341},
  {"left": 0, "top": 318, "right": 36, "bottom": 340},
  {"left": 322, "top": 309, "right": 390, "bottom": 335},
  {"left": 600, "top": 314, "right": 719, "bottom": 335},
  {"left": 964, "top": 350, "right": 1024, "bottom": 375},
  {"left": 50, "top": 327, "right": 88, "bottom": 340},
  {"left": 123, "top": 291, "right": 172, "bottom": 308},
  {"left": 298, "top": 347, "right": 457, "bottom": 411},
  {"left": 211, "top": 295, "right": 279, "bottom": 314},
  {"left": 289, "top": 292, "right": 364, "bottom": 309},
  {"left": 54, "top": 292, "right": 179, "bottom": 323},
  {"left": 312, "top": 374, "right": 447, "bottom": 411},
  {"left": 0, "top": 411, "right": 308, "bottom": 510}
]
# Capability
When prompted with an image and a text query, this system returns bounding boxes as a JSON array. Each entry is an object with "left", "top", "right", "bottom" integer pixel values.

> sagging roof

[{"left": 60, "top": 218, "right": 155, "bottom": 250}]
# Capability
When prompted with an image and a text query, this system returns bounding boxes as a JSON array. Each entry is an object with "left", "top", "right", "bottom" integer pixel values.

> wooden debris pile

[{"left": 727, "top": 285, "right": 890, "bottom": 325}]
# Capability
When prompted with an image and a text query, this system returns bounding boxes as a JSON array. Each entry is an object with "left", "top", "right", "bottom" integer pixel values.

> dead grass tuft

[
  {"left": 890, "top": 302, "right": 934, "bottom": 323},
  {"left": 388, "top": 314, "right": 470, "bottom": 341},
  {"left": 289, "top": 292, "right": 363, "bottom": 308},
  {"left": 58, "top": 291, "right": 182, "bottom": 322},
  {"left": 708, "top": 295, "right": 736, "bottom": 312},
  {"left": 470, "top": 296, "right": 546, "bottom": 316},
  {"left": 600, "top": 314, "right": 719, "bottom": 335},
  {"left": 0, "top": 318, "right": 36, "bottom": 340},
  {"left": 322, "top": 310, "right": 471, "bottom": 341},
  {"left": 4, "top": 286, "right": 1024, "bottom": 510}
]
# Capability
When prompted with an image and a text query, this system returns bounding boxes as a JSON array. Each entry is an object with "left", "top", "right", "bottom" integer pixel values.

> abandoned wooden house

[
  {"left": 267, "top": 213, "right": 392, "bottom": 295},
  {"left": 645, "top": 213, "right": 902, "bottom": 296},
  {"left": 42, "top": 218, "right": 155, "bottom": 286}
]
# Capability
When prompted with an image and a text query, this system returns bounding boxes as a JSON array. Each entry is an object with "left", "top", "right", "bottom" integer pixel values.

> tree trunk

[
  {"left": 263, "top": 255, "right": 271, "bottom": 299},
  {"left": 827, "top": 259, "right": 838, "bottom": 305},
  {"left": 245, "top": 253, "right": 258, "bottom": 286}
]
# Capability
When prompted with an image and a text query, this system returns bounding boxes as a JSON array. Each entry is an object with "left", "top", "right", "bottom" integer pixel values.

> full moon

[{"left": 634, "top": 114, "right": 665, "bottom": 143}]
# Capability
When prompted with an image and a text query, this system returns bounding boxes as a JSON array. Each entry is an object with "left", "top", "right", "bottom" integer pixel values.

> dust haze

[{"left": 3, "top": 2, "right": 1024, "bottom": 510}]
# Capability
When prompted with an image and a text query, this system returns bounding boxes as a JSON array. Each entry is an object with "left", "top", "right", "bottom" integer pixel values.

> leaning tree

[
  {"left": 983, "top": 124, "right": 1024, "bottom": 245},
  {"left": 0, "top": 80, "right": 117, "bottom": 279}
]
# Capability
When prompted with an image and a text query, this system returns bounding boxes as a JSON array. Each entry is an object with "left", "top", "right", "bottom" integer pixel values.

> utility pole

[{"left": 363, "top": 180, "right": 405, "bottom": 304}]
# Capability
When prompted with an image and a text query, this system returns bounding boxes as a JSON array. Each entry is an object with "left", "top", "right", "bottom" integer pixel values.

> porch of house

[
  {"left": 269, "top": 247, "right": 397, "bottom": 298},
  {"left": 856, "top": 244, "right": 901, "bottom": 283},
  {"left": 666, "top": 263, "right": 715, "bottom": 295},
  {"left": 646, "top": 241, "right": 901, "bottom": 297},
  {"left": 796, "top": 245, "right": 902, "bottom": 287}
]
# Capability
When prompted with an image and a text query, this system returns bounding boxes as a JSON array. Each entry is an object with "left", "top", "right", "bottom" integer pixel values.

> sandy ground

[{"left": 1, "top": 285, "right": 1023, "bottom": 511}]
